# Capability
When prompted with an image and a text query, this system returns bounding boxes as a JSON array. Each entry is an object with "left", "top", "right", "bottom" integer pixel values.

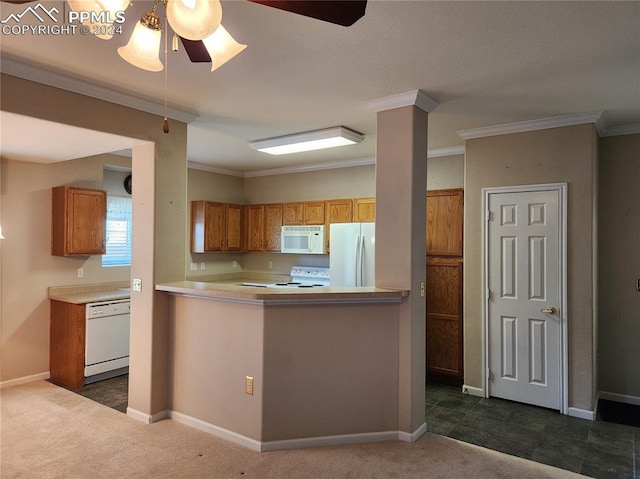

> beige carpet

[{"left": 1, "top": 381, "right": 586, "bottom": 479}]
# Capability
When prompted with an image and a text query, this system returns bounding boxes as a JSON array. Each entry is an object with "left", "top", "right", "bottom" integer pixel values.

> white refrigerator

[{"left": 329, "top": 222, "right": 375, "bottom": 287}]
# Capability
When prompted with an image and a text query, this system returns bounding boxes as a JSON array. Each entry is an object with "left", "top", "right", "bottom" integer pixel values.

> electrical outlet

[
  {"left": 233, "top": 260, "right": 238, "bottom": 269},
  {"left": 77, "top": 268, "right": 84, "bottom": 278},
  {"left": 200, "top": 262, "right": 205, "bottom": 270},
  {"left": 132, "top": 278, "right": 142, "bottom": 292},
  {"left": 245, "top": 376, "right": 254, "bottom": 395},
  {"left": 190, "top": 262, "right": 197, "bottom": 271},
  {"left": 268, "top": 261, "right": 273, "bottom": 270}
]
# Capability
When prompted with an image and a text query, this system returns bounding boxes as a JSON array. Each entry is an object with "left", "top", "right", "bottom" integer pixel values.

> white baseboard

[
  {"left": 169, "top": 410, "right": 426, "bottom": 452},
  {"left": 398, "top": 422, "right": 426, "bottom": 443},
  {"left": 127, "top": 407, "right": 168, "bottom": 424},
  {"left": 462, "top": 385, "right": 484, "bottom": 397},
  {"left": 568, "top": 407, "right": 595, "bottom": 421},
  {"left": 0, "top": 372, "right": 50, "bottom": 389},
  {"left": 599, "top": 391, "right": 640, "bottom": 406},
  {"left": 169, "top": 411, "right": 262, "bottom": 451}
]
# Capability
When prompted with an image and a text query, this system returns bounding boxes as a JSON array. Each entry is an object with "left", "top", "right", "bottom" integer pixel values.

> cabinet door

[
  {"left": 325, "top": 199, "right": 353, "bottom": 252},
  {"left": 245, "top": 205, "right": 265, "bottom": 251},
  {"left": 52, "top": 186, "right": 106, "bottom": 256},
  {"left": 426, "top": 189, "right": 463, "bottom": 256},
  {"left": 353, "top": 197, "right": 375, "bottom": 222},
  {"left": 283, "top": 202, "right": 304, "bottom": 225},
  {"left": 264, "top": 204, "right": 283, "bottom": 252},
  {"left": 426, "top": 258, "right": 463, "bottom": 379},
  {"left": 49, "top": 300, "right": 86, "bottom": 389},
  {"left": 304, "top": 201, "right": 325, "bottom": 225},
  {"left": 224, "top": 204, "right": 243, "bottom": 251},
  {"left": 204, "top": 202, "right": 225, "bottom": 252}
]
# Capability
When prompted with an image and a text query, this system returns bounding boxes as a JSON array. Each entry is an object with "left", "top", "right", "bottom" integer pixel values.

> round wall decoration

[{"left": 124, "top": 174, "right": 132, "bottom": 194}]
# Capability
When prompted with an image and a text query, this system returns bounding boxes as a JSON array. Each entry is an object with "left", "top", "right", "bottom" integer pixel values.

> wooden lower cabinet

[
  {"left": 49, "top": 300, "right": 86, "bottom": 389},
  {"left": 426, "top": 257, "right": 463, "bottom": 381}
]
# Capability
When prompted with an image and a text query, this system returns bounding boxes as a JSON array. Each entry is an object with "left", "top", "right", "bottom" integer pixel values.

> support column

[{"left": 370, "top": 90, "right": 437, "bottom": 437}]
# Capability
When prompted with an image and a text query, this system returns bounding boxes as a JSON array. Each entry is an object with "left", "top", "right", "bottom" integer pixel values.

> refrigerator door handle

[
  {"left": 354, "top": 234, "right": 361, "bottom": 286},
  {"left": 359, "top": 234, "right": 365, "bottom": 286}
]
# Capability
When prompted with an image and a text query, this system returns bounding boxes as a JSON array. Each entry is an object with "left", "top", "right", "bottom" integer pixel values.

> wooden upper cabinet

[
  {"left": 245, "top": 205, "right": 265, "bottom": 252},
  {"left": 283, "top": 202, "right": 304, "bottom": 225},
  {"left": 264, "top": 204, "right": 283, "bottom": 252},
  {"left": 353, "top": 197, "right": 375, "bottom": 222},
  {"left": 426, "top": 188, "right": 463, "bottom": 256},
  {"left": 224, "top": 204, "right": 243, "bottom": 252},
  {"left": 245, "top": 204, "right": 282, "bottom": 252},
  {"left": 51, "top": 186, "right": 106, "bottom": 256},
  {"left": 283, "top": 201, "right": 325, "bottom": 225},
  {"left": 304, "top": 201, "right": 325, "bottom": 225},
  {"left": 326, "top": 199, "right": 353, "bottom": 224},
  {"left": 325, "top": 199, "right": 353, "bottom": 252},
  {"left": 191, "top": 201, "right": 242, "bottom": 253}
]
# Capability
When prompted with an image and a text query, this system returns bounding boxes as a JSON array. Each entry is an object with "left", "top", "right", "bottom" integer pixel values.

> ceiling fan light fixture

[
  {"left": 166, "top": 0, "right": 222, "bottom": 41},
  {"left": 202, "top": 25, "right": 247, "bottom": 72},
  {"left": 249, "top": 126, "right": 365, "bottom": 155},
  {"left": 67, "top": 0, "right": 123, "bottom": 40},
  {"left": 117, "top": 13, "right": 164, "bottom": 72}
]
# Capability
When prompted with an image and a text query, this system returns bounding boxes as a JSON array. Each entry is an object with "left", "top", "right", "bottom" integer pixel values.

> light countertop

[
  {"left": 48, "top": 282, "right": 131, "bottom": 304},
  {"left": 156, "top": 280, "right": 409, "bottom": 304}
]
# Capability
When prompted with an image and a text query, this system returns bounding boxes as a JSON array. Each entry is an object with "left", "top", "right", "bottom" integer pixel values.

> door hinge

[
  {"left": 487, "top": 368, "right": 492, "bottom": 381},
  {"left": 486, "top": 210, "right": 493, "bottom": 222},
  {"left": 487, "top": 288, "right": 492, "bottom": 301}
]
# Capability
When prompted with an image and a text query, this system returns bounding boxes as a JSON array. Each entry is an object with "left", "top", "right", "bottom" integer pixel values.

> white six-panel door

[{"left": 486, "top": 186, "right": 564, "bottom": 410}]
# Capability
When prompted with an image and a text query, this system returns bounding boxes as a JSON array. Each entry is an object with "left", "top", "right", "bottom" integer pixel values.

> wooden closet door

[
  {"left": 426, "top": 189, "right": 463, "bottom": 256},
  {"left": 426, "top": 257, "right": 463, "bottom": 378}
]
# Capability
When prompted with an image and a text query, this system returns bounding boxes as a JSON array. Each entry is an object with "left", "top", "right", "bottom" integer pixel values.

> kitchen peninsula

[{"left": 156, "top": 280, "right": 409, "bottom": 451}]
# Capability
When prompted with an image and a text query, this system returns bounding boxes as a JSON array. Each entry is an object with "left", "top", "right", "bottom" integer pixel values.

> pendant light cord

[{"left": 162, "top": 14, "right": 170, "bottom": 133}]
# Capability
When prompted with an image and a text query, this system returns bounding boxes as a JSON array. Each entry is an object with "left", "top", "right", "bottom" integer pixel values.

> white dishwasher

[{"left": 85, "top": 299, "right": 130, "bottom": 380}]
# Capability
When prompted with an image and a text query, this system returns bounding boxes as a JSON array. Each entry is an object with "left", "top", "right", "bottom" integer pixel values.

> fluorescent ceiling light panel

[{"left": 249, "top": 126, "right": 364, "bottom": 155}]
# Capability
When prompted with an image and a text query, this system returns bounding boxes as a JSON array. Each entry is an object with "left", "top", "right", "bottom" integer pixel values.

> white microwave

[{"left": 281, "top": 225, "right": 326, "bottom": 254}]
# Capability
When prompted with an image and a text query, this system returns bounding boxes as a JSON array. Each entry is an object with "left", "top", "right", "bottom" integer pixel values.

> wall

[
  {"left": 427, "top": 155, "right": 464, "bottom": 190},
  {"left": 0, "top": 154, "right": 131, "bottom": 381},
  {"left": 1, "top": 74, "right": 187, "bottom": 418},
  {"left": 598, "top": 133, "right": 640, "bottom": 399},
  {"left": 186, "top": 168, "right": 244, "bottom": 278},
  {"left": 464, "top": 124, "right": 598, "bottom": 411}
]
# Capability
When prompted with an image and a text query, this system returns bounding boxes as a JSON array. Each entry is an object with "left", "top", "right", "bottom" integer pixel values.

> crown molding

[
  {"left": 428, "top": 146, "right": 465, "bottom": 158},
  {"left": 600, "top": 123, "right": 640, "bottom": 138},
  {"left": 368, "top": 90, "right": 439, "bottom": 114},
  {"left": 187, "top": 161, "right": 244, "bottom": 177},
  {"left": 457, "top": 111, "right": 605, "bottom": 140},
  {"left": 0, "top": 56, "right": 198, "bottom": 124},
  {"left": 244, "top": 157, "right": 375, "bottom": 178}
]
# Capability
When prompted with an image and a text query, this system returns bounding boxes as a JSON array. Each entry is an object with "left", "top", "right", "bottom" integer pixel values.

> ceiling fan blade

[
  {"left": 247, "top": 0, "right": 367, "bottom": 27},
  {"left": 180, "top": 38, "right": 211, "bottom": 63}
]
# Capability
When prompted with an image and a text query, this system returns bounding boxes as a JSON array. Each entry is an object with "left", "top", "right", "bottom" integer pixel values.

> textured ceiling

[{"left": 0, "top": 0, "right": 639, "bottom": 172}]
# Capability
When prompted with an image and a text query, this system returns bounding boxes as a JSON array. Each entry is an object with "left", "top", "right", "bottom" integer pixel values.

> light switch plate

[{"left": 132, "top": 278, "right": 142, "bottom": 292}]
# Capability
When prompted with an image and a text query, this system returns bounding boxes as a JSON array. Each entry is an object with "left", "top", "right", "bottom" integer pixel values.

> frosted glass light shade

[
  {"left": 0, "top": 226, "right": 5, "bottom": 240},
  {"left": 166, "top": 0, "right": 222, "bottom": 41},
  {"left": 67, "top": 0, "right": 129, "bottom": 40},
  {"left": 202, "top": 25, "right": 247, "bottom": 72},
  {"left": 117, "top": 22, "right": 163, "bottom": 72},
  {"left": 67, "top": 0, "right": 113, "bottom": 39}
]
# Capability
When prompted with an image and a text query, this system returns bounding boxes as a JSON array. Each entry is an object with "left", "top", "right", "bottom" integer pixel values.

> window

[{"left": 102, "top": 195, "right": 132, "bottom": 267}]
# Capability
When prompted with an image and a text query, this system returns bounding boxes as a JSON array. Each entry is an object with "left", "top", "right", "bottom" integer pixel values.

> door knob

[{"left": 541, "top": 306, "right": 556, "bottom": 314}]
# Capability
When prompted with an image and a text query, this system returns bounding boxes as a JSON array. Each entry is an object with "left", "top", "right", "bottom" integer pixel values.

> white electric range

[{"left": 241, "top": 265, "right": 330, "bottom": 288}]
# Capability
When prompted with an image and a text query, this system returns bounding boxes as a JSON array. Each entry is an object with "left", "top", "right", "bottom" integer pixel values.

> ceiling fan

[{"left": 0, "top": 0, "right": 367, "bottom": 71}]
